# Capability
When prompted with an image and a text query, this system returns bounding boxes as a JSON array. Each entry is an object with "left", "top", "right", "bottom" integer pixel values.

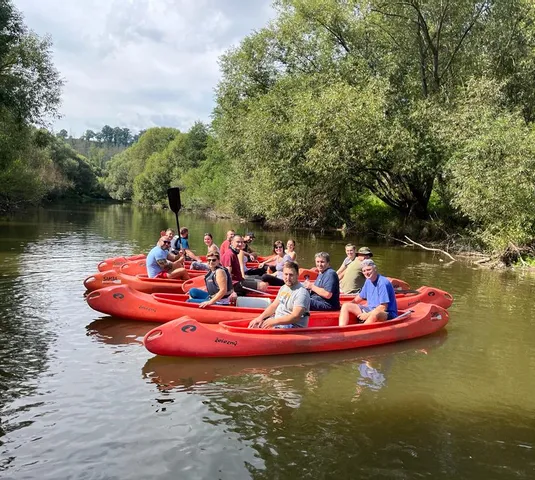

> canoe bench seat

[{"left": 235, "top": 297, "right": 272, "bottom": 309}]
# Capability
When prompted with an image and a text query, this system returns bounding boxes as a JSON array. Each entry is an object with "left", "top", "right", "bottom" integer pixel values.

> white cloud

[{"left": 14, "top": 0, "right": 275, "bottom": 136}]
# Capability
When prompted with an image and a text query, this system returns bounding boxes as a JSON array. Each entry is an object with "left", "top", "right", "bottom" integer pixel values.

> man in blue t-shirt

[
  {"left": 146, "top": 236, "right": 189, "bottom": 280},
  {"left": 339, "top": 259, "right": 398, "bottom": 325},
  {"left": 303, "top": 252, "right": 340, "bottom": 311}
]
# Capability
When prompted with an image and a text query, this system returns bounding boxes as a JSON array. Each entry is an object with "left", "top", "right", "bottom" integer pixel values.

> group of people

[{"left": 144, "top": 227, "right": 398, "bottom": 328}]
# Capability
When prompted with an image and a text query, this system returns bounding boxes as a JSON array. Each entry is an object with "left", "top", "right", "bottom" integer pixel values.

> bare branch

[{"left": 405, "top": 235, "right": 456, "bottom": 261}]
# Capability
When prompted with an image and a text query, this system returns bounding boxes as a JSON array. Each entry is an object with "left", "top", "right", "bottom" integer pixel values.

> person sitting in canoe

[
  {"left": 187, "top": 251, "right": 233, "bottom": 307},
  {"left": 169, "top": 227, "right": 201, "bottom": 262},
  {"left": 285, "top": 239, "right": 297, "bottom": 261},
  {"left": 242, "top": 232, "right": 258, "bottom": 261},
  {"left": 259, "top": 240, "right": 293, "bottom": 286},
  {"left": 221, "top": 234, "right": 267, "bottom": 295},
  {"left": 303, "top": 252, "right": 341, "bottom": 311},
  {"left": 337, "top": 243, "right": 357, "bottom": 280},
  {"left": 219, "top": 229, "right": 235, "bottom": 258},
  {"left": 146, "top": 236, "right": 189, "bottom": 280},
  {"left": 248, "top": 261, "right": 310, "bottom": 329},
  {"left": 242, "top": 240, "right": 285, "bottom": 278},
  {"left": 190, "top": 233, "right": 220, "bottom": 271},
  {"left": 339, "top": 259, "right": 398, "bottom": 326},
  {"left": 340, "top": 246, "right": 374, "bottom": 295}
]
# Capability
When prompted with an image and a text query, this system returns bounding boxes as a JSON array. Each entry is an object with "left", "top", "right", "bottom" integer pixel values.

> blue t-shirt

[
  {"left": 171, "top": 235, "right": 189, "bottom": 251},
  {"left": 359, "top": 274, "right": 398, "bottom": 318},
  {"left": 311, "top": 267, "right": 340, "bottom": 310},
  {"left": 146, "top": 245, "right": 169, "bottom": 278}
]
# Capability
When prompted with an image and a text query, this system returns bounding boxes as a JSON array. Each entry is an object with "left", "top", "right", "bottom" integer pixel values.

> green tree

[{"left": 214, "top": 0, "right": 535, "bottom": 225}]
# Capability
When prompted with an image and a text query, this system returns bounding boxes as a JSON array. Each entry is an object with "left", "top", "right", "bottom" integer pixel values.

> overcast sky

[{"left": 14, "top": 0, "right": 275, "bottom": 136}]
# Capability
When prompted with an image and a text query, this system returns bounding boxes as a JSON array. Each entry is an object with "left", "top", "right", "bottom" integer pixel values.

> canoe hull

[
  {"left": 143, "top": 303, "right": 449, "bottom": 357},
  {"left": 84, "top": 271, "right": 193, "bottom": 294}
]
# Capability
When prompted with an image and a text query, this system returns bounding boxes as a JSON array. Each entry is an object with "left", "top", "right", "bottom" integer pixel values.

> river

[{"left": 1, "top": 203, "right": 534, "bottom": 479}]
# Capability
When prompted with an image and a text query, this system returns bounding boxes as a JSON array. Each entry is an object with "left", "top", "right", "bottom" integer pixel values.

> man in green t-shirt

[{"left": 340, "top": 246, "right": 373, "bottom": 294}]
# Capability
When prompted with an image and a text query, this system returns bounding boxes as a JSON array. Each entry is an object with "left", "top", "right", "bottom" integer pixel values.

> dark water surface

[{"left": 1, "top": 204, "right": 534, "bottom": 479}]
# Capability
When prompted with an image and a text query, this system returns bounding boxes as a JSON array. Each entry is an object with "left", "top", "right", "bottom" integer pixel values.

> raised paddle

[{"left": 167, "top": 187, "right": 182, "bottom": 249}]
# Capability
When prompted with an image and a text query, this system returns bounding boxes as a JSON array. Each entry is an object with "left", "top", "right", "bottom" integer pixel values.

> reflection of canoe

[
  {"left": 83, "top": 270, "right": 204, "bottom": 293},
  {"left": 143, "top": 302, "right": 449, "bottom": 357},
  {"left": 142, "top": 329, "right": 448, "bottom": 387},
  {"left": 86, "top": 284, "right": 452, "bottom": 323},
  {"left": 86, "top": 318, "right": 153, "bottom": 346}
]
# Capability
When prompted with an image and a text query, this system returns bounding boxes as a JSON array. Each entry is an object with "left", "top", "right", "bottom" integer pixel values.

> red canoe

[
  {"left": 98, "top": 254, "right": 268, "bottom": 272},
  {"left": 85, "top": 284, "right": 453, "bottom": 323},
  {"left": 98, "top": 254, "right": 146, "bottom": 272},
  {"left": 143, "top": 302, "right": 449, "bottom": 357},
  {"left": 83, "top": 271, "right": 201, "bottom": 294}
]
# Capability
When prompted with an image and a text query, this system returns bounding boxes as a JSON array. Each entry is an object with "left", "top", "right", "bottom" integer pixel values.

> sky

[{"left": 14, "top": 0, "right": 275, "bottom": 136}]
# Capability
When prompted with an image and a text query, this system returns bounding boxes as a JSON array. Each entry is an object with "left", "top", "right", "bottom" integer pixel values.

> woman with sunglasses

[
  {"left": 259, "top": 240, "right": 293, "bottom": 286},
  {"left": 191, "top": 233, "right": 220, "bottom": 271},
  {"left": 146, "top": 236, "right": 189, "bottom": 280},
  {"left": 187, "top": 252, "right": 233, "bottom": 308}
]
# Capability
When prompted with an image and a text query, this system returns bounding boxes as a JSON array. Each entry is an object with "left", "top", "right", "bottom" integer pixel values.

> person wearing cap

[
  {"left": 340, "top": 246, "right": 374, "bottom": 294},
  {"left": 338, "top": 259, "right": 398, "bottom": 326},
  {"left": 303, "top": 252, "right": 340, "bottom": 311},
  {"left": 146, "top": 236, "right": 189, "bottom": 280},
  {"left": 336, "top": 244, "right": 357, "bottom": 280}
]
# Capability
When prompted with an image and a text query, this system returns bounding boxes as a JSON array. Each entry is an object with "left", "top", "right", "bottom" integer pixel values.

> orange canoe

[
  {"left": 85, "top": 284, "right": 452, "bottom": 323},
  {"left": 83, "top": 271, "right": 202, "bottom": 294},
  {"left": 143, "top": 302, "right": 449, "bottom": 357},
  {"left": 98, "top": 254, "right": 268, "bottom": 272}
]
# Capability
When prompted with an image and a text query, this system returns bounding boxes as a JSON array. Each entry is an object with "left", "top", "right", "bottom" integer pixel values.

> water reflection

[{"left": 142, "top": 332, "right": 447, "bottom": 393}]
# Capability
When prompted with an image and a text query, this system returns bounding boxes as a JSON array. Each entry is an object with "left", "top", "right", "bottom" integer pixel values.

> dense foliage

[
  {"left": 208, "top": 0, "right": 535, "bottom": 253},
  {"left": 4, "top": 0, "right": 535, "bottom": 259},
  {"left": 0, "top": 0, "right": 105, "bottom": 211}
]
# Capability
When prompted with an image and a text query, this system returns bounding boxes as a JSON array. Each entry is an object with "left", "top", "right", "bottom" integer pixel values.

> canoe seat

[{"left": 235, "top": 297, "right": 272, "bottom": 309}]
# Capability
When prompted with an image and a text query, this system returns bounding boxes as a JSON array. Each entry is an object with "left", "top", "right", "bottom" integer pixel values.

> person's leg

[
  {"left": 169, "top": 267, "right": 189, "bottom": 280},
  {"left": 245, "top": 266, "right": 267, "bottom": 276},
  {"left": 364, "top": 310, "right": 388, "bottom": 324},
  {"left": 338, "top": 303, "right": 364, "bottom": 326},
  {"left": 189, "top": 288, "right": 209, "bottom": 300},
  {"left": 260, "top": 274, "right": 285, "bottom": 286},
  {"left": 190, "top": 261, "right": 209, "bottom": 271}
]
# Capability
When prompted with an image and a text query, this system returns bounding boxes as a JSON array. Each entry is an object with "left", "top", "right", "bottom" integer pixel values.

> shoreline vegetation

[{"left": 3, "top": 0, "right": 535, "bottom": 268}]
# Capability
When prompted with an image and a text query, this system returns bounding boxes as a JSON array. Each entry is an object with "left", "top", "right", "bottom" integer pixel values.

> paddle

[{"left": 167, "top": 187, "right": 182, "bottom": 250}]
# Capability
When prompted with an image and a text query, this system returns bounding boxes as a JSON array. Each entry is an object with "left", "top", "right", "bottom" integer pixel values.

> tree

[
  {"left": 214, "top": 0, "right": 535, "bottom": 223},
  {"left": 57, "top": 129, "right": 68, "bottom": 139}
]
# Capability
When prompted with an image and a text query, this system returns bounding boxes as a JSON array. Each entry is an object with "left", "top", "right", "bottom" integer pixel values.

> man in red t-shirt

[
  {"left": 219, "top": 229, "right": 235, "bottom": 258},
  {"left": 221, "top": 234, "right": 266, "bottom": 295}
]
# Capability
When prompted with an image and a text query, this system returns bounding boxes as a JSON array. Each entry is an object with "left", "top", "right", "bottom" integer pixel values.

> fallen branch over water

[{"left": 404, "top": 236, "right": 456, "bottom": 262}]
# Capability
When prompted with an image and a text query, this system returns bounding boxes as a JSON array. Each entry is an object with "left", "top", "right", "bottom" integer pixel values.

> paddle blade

[{"left": 167, "top": 187, "right": 182, "bottom": 214}]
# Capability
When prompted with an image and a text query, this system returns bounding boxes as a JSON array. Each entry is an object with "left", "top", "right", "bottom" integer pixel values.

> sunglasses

[
  {"left": 207, "top": 258, "right": 218, "bottom": 263},
  {"left": 162, "top": 241, "right": 171, "bottom": 245},
  {"left": 274, "top": 246, "right": 284, "bottom": 250}
]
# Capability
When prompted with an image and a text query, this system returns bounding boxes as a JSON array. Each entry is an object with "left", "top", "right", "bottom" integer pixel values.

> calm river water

[{"left": 1, "top": 203, "right": 534, "bottom": 479}]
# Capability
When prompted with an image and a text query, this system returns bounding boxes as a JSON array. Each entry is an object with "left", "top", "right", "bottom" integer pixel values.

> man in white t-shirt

[{"left": 248, "top": 261, "right": 311, "bottom": 329}]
